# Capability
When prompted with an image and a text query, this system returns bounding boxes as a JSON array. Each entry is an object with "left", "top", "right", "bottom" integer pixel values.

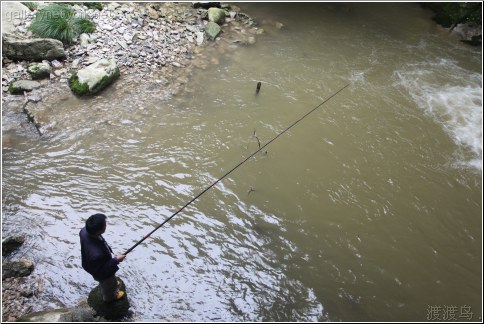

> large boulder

[
  {"left": 2, "top": 35, "right": 66, "bottom": 61},
  {"left": 2, "top": 258, "right": 34, "bottom": 279},
  {"left": 27, "top": 62, "right": 52, "bottom": 80},
  {"left": 69, "top": 58, "right": 120, "bottom": 96},
  {"left": 2, "top": 235, "right": 25, "bottom": 255},
  {"left": 208, "top": 7, "right": 226, "bottom": 25},
  {"left": 205, "top": 21, "right": 222, "bottom": 40},
  {"left": 8, "top": 80, "right": 41, "bottom": 94},
  {"left": 18, "top": 306, "right": 95, "bottom": 322},
  {"left": 87, "top": 276, "right": 130, "bottom": 320},
  {"left": 1, "top": 2, "right": 30, "bottom": 35}
]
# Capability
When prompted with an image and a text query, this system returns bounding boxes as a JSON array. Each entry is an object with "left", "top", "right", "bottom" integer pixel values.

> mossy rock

[
  {"left": 68, "top": 58, "right": 120, "bottom": 96},
  {"left": 68, "top": 72, "right": 90, "bottom": 96},
  {"left": 205, "top": 21, "right": 222, "bottom": 40},
  {"left": 208, "top": 7, "right": 226, "bottom": 25},
  {"left": 27, "top": 62, "right": 52, "bottom": 80},
  {"left": 8, "top": 80, "right": 41, "bottom": 95},
  {"left": 87, "top": 276, "right": 129, "bottom": 320}
]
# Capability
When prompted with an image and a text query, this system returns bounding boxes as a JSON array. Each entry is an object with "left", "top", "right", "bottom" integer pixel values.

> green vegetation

[
  {"left": 422, "top": 2, "right": 482, "bottom": 28},
  {"left": 90, "top": 71, "right": 120, "bottom": 95},
  {"left": 68, "top": 72, "right": 90, "bottom": 96},
  {"left": 28, "top": 3, "right": 96, "bottom": 45},
  {"left": 8, "top": 83, "right": 17, "bottom": 95},
  {"left": 22, "top": 2, "right": 38, "bottom": 11}
]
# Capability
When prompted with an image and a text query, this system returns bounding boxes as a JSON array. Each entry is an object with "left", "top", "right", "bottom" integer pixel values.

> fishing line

[{"left": 124, "top": 83, "right": 350, "bottom": 255}]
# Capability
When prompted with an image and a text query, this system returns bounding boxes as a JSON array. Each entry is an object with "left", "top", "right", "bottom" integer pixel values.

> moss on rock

[
  {"left": 68, "top": 58, "right": 120, "bottom": 96},
  {"left": 8, "top": 80, "right": 41, "bottom": 95},
  {"left": 68, "top": 72, "right": 90, "bottom": 96},
  {"left": 27, "top": 62, "right": 52, "bottom": 80}
]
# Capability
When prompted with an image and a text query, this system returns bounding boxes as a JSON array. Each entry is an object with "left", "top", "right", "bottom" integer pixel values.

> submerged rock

[
  {"left": 205, "top": 21, "right": 222, "bottom": 40},
  {"left": 2, "top": 35, "right": 66, "bottom": 61},
  {"left": 87, "top": 276, "right": 130, "bottom": 320},
  {"left": 69, "top": 58, "right": 120, "bottom": 96},
  {"left": 2, "top": 258, "right": 34, "bottom": 279},
  {"left": 2, "top": 235, "right": 25, "bottom": 255}
]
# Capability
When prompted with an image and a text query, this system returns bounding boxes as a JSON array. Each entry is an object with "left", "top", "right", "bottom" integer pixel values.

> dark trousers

[{"left": 99, "top": 275, "right": 118, "bottom": 302}]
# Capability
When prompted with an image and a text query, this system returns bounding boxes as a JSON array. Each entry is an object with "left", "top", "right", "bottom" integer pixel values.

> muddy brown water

[{"left": 2, "top": 3, "right": 481, "bottom": 321}]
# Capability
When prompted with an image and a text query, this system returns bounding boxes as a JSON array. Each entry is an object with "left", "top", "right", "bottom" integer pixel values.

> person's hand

[{"left": 116, "top": 254, "right": 126, "bottom": 262}]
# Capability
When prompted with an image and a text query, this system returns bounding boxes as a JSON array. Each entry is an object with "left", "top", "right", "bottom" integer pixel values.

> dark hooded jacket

[{"left": 79, "top": 227, "right": 119, "bottom": 281}]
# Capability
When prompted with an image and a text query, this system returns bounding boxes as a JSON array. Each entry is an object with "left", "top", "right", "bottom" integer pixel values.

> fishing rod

[{"left": 123, "top": 83, "right": 350, "bottom": 255}]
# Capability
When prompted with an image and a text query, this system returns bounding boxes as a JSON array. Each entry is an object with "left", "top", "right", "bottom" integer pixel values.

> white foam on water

[{"left": 394, "top": 59, "right": 482, "bottom": 171}]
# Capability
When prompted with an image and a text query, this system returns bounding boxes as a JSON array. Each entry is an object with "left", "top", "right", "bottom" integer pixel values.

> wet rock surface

[
  {"left": 87, "top": 277, "right": 130, "bottom": 320},
  {"left": 2, "top": 258, "right": 34, "bottom": 280},
  {"left": 2, "top": 235, "right": 25, "bottom": 255}
]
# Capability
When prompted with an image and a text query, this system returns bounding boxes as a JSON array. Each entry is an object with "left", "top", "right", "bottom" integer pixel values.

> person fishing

[{"left": 79, "top": 213, "right": 126, "bottom": 302}]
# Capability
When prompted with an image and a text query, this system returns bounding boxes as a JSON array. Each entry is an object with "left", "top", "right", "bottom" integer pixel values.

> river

[{"left": 2, "top": 2, "right": 482, "bottom": 321}]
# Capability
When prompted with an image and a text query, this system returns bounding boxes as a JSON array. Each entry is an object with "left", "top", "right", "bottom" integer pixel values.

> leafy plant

[
  {"left": 22, "top": 2, "right": 38, "bottom": 11},
  {"left": 28, "top": 3, "right": 96, "bottom": 45}
]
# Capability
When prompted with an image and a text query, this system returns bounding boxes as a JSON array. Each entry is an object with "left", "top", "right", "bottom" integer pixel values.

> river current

[{"left": 2, "top": 3, "right": 482, "bottom": 321}]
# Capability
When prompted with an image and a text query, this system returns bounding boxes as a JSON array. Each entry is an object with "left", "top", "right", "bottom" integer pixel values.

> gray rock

[
  {"left": 8, "top": 80, "right": 41, "bottom": 94},
  {"left": 2, "top": 35, "right": 66, "bottom": 61},
  {"left": 205, "top": 21, "right": 222, "bottom": 40},
  {"left": 102, "top": 24, "right": 114, "bottom": 31},
  {"left": 27, "top": 62, "right": 52, "bottom": 80},
  {"left": 54, "top": 68, "right": 67, "bottom": 77},
  {"left": 51, "top": 59, "right": 63, "bottom": 69},
  {"left": 106, "top": 2, "right": 121, "bottom": 11},
  {"left": 2, "top": 236, "right": 25, "bottom": 255},
  {"left": 69, "top": 58, "right": 120, "bottom": 96},
  {"left": 1, "top": 2, "right": 30, "bottom": 35},
  {"left": 123, "top": 33, "right": 133, "bottom": 42},
  {"left": 2, "top": 258, "right": 34, "bottom": 279},
  {"left": 117, "top": 40, "right": 128, "bottom": 50},
  {"left": 147, "top": 7, "right": 159, "bottom": 20},
  {"left": 208, "top": 7, "right": 226, "bottom": 25},
  {"left": 196, "top": 31, "right": 204, "bottom": 45},
  {"left": 88, "top": 276, "right": 130, "bottom": 320},
  {"left": 27, "top": 92, "right": 42, "bottom": 103},
  {"left": 79, "top": 33, "right": 90, "bottom": 48},
  {"left": 18, "top": 306, "right": 95, "bottom": 322}
]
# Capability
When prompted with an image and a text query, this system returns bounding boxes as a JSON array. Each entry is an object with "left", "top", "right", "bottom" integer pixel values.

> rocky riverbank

[
  {"left": 2, "top": 236, "right": 43, "bottom": 322},
  {"left": 2, "top": 1, "right": 267, "bottom": 137}
]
